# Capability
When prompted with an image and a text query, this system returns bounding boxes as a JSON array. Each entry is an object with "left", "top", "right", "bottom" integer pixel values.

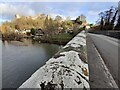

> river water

[{"left": 1, "top": 39, "right": 60, "bottom": 89}]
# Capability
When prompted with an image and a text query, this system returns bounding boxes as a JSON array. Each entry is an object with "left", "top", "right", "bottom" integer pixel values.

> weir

[{"left": 19, "top": 31, "right": 90, "bottom": 89}]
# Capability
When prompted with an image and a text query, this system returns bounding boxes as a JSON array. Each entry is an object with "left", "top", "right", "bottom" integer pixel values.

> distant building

[
  {"left": 15, "top": 29, "right": 19, "bottom": 33},
  {"left": 79, "top": 14, "right": 86, "bottom": 23},
  {"left": 15, "top": 14, "right": 21, "bottom": 19},
  {"left": 46, "top": 15, "right": 50, "bottom": 20},
  {"left": 86, "top": 25, "right": 91, "bottom": 29},
  {"left": 118, "top": 1, "right": 120, "bottom": 16},
  {"left": 35, "top": 29, "right": 44, "bottom": 36},
  {"left": 31, "top": 14, "right": 47, "bottom": 20},
  {"left": 21, "top": 30, "right": 26, "bottom": 34},
  {"left": 26, "top": 29, "right": 31, "bottom": 33}
]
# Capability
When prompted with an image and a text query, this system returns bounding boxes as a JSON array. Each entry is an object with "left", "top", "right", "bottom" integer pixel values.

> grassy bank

[
  {"left": 2, "top": 30, "right": 81, "bottom": 45},
  {"left": 2, "top": 33, "right": 22, "bottom": 41},
  {"left": 40, "top": 33, "right": 76, "bottom": 45}
]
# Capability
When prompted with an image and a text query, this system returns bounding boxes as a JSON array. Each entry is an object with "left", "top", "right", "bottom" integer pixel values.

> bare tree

[
  {"left": 110, "top": 9, "right": 118, "bottom": 30},
  {"left": 114, "top": 15, "right": 120, "bottom": 30},
  {"left": 98, "top": 6, "right": 118, "bottom": 30}
]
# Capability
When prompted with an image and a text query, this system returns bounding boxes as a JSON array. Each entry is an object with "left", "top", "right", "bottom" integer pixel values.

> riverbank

[
  {"left": 40, "top": 33, "right": 75, "bottom": 45},
  {"left": 2, "top": 31, "right": 79, "bottom": 45},
  {"left": 2, "top": 38, "right": 33, "bottom": 46}
]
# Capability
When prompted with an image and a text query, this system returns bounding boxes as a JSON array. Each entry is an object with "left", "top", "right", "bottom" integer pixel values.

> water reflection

[{"left": 2, "top": 39, "right": 60, "bottom": 88}]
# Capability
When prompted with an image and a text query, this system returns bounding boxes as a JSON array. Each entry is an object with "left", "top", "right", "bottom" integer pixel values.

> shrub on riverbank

[
  {"left": 2, "top": 33, "right": 23, "bottom": 41},
  {"left": 40, "top": 32, "right": 79, "bottom": 45}
]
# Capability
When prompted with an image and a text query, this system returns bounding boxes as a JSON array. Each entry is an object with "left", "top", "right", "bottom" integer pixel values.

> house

[
  {"left": 79, "top": 14, "right": 86, "bottom": 23},
  {"left": 35, "top": 29, "right": 44, "bottom": 36},
  {"left": 86, "top": 25, "right": 90, "bottom": 29},
  {"left": 26, "top": 29, "right": 31, "bottom": 33},
  {"left": 15, "top": 29, "right": 19, "bottom": 33},
  {"left": 21, "top": 30, "right": 26, "bottom": 34}
]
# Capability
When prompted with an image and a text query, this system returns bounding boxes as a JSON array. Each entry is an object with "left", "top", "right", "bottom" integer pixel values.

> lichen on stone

[{"left": 19, "top": 31, "right": 90, "bottom": 89}]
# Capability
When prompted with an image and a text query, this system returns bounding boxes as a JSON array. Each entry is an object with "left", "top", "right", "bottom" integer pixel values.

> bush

[{"left": 30, "top": 28, "right": 35, "bottom": 35}]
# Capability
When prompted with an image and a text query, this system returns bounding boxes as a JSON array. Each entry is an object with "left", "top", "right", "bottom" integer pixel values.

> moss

[
  {"left": 78, "top": 53, "right": 87, "bottom": 63},
  {"left": 61, "top": 45, "right": 86, "bottom": 53},
  {"left": 53, "top": 54, "right": 65, "bottom": 59},
  {"left": 77, "top": 35, "right": 86, "bottom": 39}
]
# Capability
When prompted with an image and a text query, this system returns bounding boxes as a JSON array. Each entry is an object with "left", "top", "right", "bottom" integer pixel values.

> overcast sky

[{"left": 0, "top": 2, "right": 118, "bottom": 24}]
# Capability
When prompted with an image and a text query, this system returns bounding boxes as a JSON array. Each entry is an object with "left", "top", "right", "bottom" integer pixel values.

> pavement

[{"left": 86, "top": 33, "right": 119, "bottom": 89}]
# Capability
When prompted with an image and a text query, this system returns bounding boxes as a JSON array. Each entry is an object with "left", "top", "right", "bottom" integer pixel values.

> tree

[
  {"left": 75, "top": 16, "right": 82, "bottom": 25},
  {"left": 30, "top": 28, "right": 35, "bottom": 35},
  {"left": 61, "top": 20, "right": 73, "bottom": 31},
  {"left": 114, "top": 15, "right": 120, "bottom": 30},
  {"left": 47, "top": 18, "right": 56, "bottom": 31},
  {"left": 99, "top": 12, "right": 105, "bottom": 30},
  {"left": 1, "top": 25, "right": 5, "bottom": 34},
  {"left": 104, "top": 7, "right": 116, "bottom": 30},
  {"left": 110, "top": 10, "right": 118, "bottom": 30},
  {"left": 98, "top": 6, "right": 118, "bottom": 30},
  {"left": 90, "top": 24, "right": 93, "bottom": 27},
  {"left": 66, "top": 16, "right": 71, "bottom": 21},
  {"left": 54, "top": 16, "right": 63, "bottom": 30},
  {"left": 15, "top": 25, "right": 20, "bottom": 30},
  {"left": 100, "top": 17, "right": 104, "bottom": 30},
  {"left": 55, "top": 15, "right": 62, "bottom": 22},
  {"left": 44, "top": 16, "right": 49, "bottom": 30}
]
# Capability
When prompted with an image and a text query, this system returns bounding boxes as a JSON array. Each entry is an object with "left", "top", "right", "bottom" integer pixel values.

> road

[{"left": 88, "top": 33, "right": 120, "bottom": 88}]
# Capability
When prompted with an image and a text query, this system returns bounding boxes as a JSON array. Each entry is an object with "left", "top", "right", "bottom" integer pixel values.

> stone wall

[
  {"left": 88, "top": 30, "right": 120, "bottom": 39},
  {"left": 19, "top": 31, "right": 89, "bottom": 89}
]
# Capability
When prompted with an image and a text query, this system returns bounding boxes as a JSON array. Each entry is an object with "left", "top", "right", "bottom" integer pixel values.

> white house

[
  {"left": 26, "top": 29, "right": 31, "bottom": 33},
  {"left": 21, "top": 31, "right": 26, "bottom": 34},
  {"left": 15, "top": 29, "right": 19, "bottom": 33}
]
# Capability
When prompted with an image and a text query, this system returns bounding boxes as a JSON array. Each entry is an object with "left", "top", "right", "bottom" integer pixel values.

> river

[{"left": 1, "top": 39, "right": 60, "bottom": 89}]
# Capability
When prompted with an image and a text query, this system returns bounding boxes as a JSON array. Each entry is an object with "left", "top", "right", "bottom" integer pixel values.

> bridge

[{"left": 19, "top": 30, "right": 119, "bottom": 89}]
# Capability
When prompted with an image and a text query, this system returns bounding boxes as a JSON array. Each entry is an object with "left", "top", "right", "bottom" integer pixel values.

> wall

[
  {"left": 88, "top": 30, "right": 120, "bottom": 39},
  {"left": 19, "top": 31, "right": 89, "bottom": 89}
]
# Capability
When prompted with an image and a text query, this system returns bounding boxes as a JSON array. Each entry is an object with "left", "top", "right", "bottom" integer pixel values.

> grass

[
  {"left": 41, "top": 33, "right": 75, "bottom": 45},
  {"left": 51, "top": 33, "right": 74, "bottom": 41}
]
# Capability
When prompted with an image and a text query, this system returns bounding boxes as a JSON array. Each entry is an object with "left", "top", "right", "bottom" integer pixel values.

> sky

[{"left": 0, "top": 2, "right": 118, "bottom": 24}]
